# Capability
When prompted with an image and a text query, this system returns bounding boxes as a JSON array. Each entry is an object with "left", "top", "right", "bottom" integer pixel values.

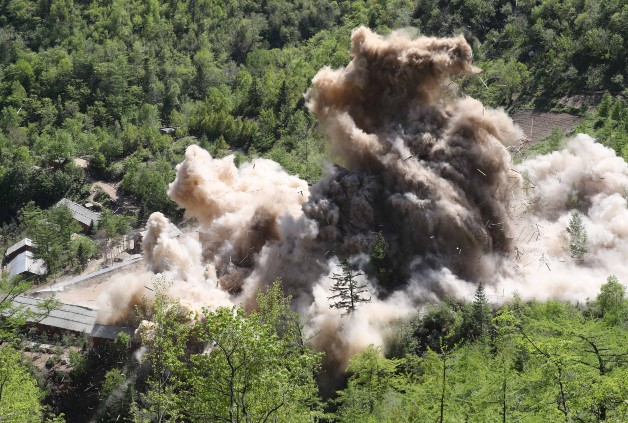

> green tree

[
  {"left": 595, "top": 275, "right": 627, "bottom": 326},
  {"left": 413, "top": 302, "right": 463, "bottom": 354},
  {"left": 335, "top": 345, "right": 398, "bottom": 420},
  {"left": 405, "top": 339, "right": 461, "bottom": 423},
  {"left": 469, "top": 282, "right": 493, "bottom": 342},
  {"left": 597, "top": 91, "right": 613, "bottom": 119},
  {"left": 134, "top": 291, "right": 191, "bottom": 422},
  {"left": 570, "top": 321, "right": 628, "bottom": 421},
  {"left": 486, "top": 305, "right": 528, "bottom": 422},
  {"left": 567, "top": 211, "right": 588, "bottom": 263},
  {"left": 255, "top": 280, "right": 306, "bottom": 355},
  {"left": 517, "top": 301, "right": 628, "bottom": 421},
  {"left": 328, "top": 259, "right": 371, "bottom": 315},
  {"left": 69, "top": 234, "right": 96, "bottom": 269},
  {"left": 1, "top": 274, "right": 32, "bottom": 342},
  {"left": 97, "top": 210, "right": 135, "bottom": 238},
  {"left": 0, "top": 274, "right": 60, "bottom": 342},
  {"left": 0, "top": 346, "right": 42, "bottom": 423},
  {"left": 186, "top": 305, "right": 321, "bottom": 422},
  {"left": 134, "top": 282, "right": 322, "bottom": 422},
  {"left": 20, "top": 202, "right": 81, "bottom": 276},
  {"left": 98, "top": 367, "right": 135, "bottom": 422},
  {"left": 0, "top": 274, "right": 61, "bottom": 422},
  {"left": 121, "top": 159, "right": 178, "bottom": 218}
]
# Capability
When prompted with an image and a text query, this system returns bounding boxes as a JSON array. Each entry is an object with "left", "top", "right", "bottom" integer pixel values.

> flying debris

[{"left": 97, "top": 27, "right": 628, "bottom": 373}]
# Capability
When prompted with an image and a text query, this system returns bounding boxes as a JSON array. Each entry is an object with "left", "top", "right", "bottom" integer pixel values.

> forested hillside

[
  {"left": 1, "top": 0, "right": 626, "bottom": 226},
  {"left": 1, "top": 0, "right": 628, "bottom": 422}
]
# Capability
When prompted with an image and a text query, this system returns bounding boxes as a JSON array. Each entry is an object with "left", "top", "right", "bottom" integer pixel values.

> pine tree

[
  {"left": 610, "top": 98, "right": 625, "bottom": 122},
  {"left": 567, "top": 211, "right": 588, "bottom": 263},
  {"left": 246, "top": 77, "right": 263, "bottom": 117},
  {"left": 470, "top": 282, "right": 492, "bottom": 341},
  {"left": 328, "top": 259, "right": 371, "bottom": 315},
  {"left": 369, "top": 231, "right": 391, "bottom": 281},
  {"left": 274, "top": 79, "right": 290, "bottom": 117},
  {"left": 597, "top": 91, "right": 613, "bottom": 118},
  {"left": 596, "top": 275, "right": 626, "bottom": 325}
]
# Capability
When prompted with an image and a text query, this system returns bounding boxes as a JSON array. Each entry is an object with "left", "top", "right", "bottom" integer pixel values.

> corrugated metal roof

[
  {"left": 56, "top": 198, "right": 101, "bottom": 227},
  {"left": 5, "top": 238, "right": 35, "bottom": 258},
  {"left": 7, "top": 251, "right": 46, "bottom": 278},
  {"left": 91, "top": 324, "right": 134, "bottom": 340},
  {"left": 12, "top": 295, "right": 97, "bottom": 334},
  {"left": 35, "top": 255, "right": 142, "bottom": 294},
  {"left": 10, "top": 296, "right": 138, "bottom": 340}
]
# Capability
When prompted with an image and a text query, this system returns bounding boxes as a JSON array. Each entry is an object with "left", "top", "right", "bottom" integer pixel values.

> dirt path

[
  {"left": 73, "top": 157, "right": 120, "bottom": 201},
  {"left": 91, "top": 181, "right": 119, "bottom": 201}
]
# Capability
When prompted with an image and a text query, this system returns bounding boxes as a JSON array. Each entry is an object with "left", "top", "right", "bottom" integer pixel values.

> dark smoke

[
  {"left": 95, "top": 28, "right": 628, "bottom": 372},
  {"left": 303, "top": 27, "right": 521, "bottom": 285}
]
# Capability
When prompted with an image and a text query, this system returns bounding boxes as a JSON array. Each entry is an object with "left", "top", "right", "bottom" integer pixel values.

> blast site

[{"left": 23, "top": 28, "right": 627, "bottom": 376}]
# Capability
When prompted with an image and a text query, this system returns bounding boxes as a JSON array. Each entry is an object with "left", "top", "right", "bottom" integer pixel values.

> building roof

[
  {"left": 5, "top": 238, "right": 36, "bottom": 258},
  {"left": 91, "top": 324, "right": 134, "bottom": 340},
  {"left": 12, "top": 295, "right": 97, "bottom": 334},
  {"left": 159, "top": 127, "right": 176, "bottom": 134},
  {"left": 56, "top": 198, "right": 101, "bottom": 227},
  {"left": 140, "top": 223, "right": 182, "bottom": 239},
  {"left": 7, "top": 251, "right": 46, "bottom": 278},
  {"left": 10, "top": 296, "right": 134, "bottom": 340},
  {"left": 35, "top": 254, "right": 142, "bottom": 294}
]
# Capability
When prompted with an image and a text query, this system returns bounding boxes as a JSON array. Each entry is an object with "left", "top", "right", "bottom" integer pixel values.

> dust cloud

[
  {"left": 95, "top": 27, "right": 627, "bottom": 370},
  {"left": 494, "top": 134, "right": 628, "bottom": 302}
]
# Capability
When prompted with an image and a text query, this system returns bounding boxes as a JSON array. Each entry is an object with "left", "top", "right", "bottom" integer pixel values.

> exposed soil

[
  {"left": 511, "top": 110, "right": 583, "bottom": 143},
  {"left": 23, "top": 343, "right": 80, "bottom": 374},
  {"left": 91, "top": 181, "right": 119, "bottom": 201},
  {"left": 558, "top": 93, "right": 604, "bottom": 111},
  {"left": 74, "top": 156, "right": 121, "bottom": 203},
  {"left": 73, "top": 158, "right": 89, "bottom": 169}
]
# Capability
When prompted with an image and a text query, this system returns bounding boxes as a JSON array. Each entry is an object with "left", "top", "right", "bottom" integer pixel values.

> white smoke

[{"left": 493, "top": 134, "right": 628, "bottom": 302}]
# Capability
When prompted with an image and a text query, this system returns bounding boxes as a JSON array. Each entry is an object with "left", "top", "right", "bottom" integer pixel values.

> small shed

[
  {"left": 6, "top": 251, "right": 46, "bottom": 279},
  {"left": 3, "top": 238, "right": 46, "bottom": 279},
  {"left": 56, "top": 198, "right": 101, "bottom": 231}
]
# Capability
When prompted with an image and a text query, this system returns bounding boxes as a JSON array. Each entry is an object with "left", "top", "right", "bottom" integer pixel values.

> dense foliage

[
  {"left": 0, "top": 274, "right": 62, "bottom": 422},
  {"left": 94, "top": 282, "right": 323, "bottom": 422},
  {"left": 577, "top": 92, "right": 628, "bottom": 160},
  {"left": 438, "top": 0, "right": 628, "bottom": 106},
  {"left": 336, "top": 279, "right": 628, "bottom": 422},
  {"left": 1, "top": 0, "right": 626, "bottom": 226}
]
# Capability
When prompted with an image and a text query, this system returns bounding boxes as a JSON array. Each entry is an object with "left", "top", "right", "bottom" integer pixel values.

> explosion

[{"left": 98, "top": 27, "right": 628, "bottom": 370}]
